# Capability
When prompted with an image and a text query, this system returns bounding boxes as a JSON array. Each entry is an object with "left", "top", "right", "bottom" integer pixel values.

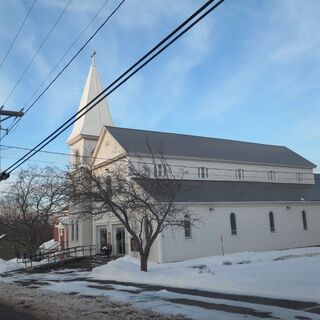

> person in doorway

[
  {"left": 102, "top": 244, "right": 112, "bottom": 259},
  {"left": 106, "top": 244, "right": 112, "bottom": 258}
]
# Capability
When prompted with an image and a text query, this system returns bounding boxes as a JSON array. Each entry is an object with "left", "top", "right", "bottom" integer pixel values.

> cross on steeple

[{"left": 91, "top": 49, "right": 97, "bottom": 65}]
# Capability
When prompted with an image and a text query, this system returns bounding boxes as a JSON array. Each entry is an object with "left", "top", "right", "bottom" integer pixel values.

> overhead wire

[
  {"left": 0, "top": 142, "right": 316, "bottom": 178},
  {"left": 3, "top": 0, "right": 112, "bottom": 138},
  {"left": 1, "top": 155, "right": 66, "bottom": 165},
  {"left": 0, "top": 0, "right": 37, "bottom": 72},
  {"left": 2, "top": 0, "right": 225, "bottom": 175},
  {"left": 1, "top": 0, "right": 72, "bottom": 107}
]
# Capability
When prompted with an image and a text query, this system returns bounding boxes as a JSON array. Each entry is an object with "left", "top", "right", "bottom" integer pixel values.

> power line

[
  {"left": 0, "top": 153, "right": 315, "bottom": 182},
  {"left": 1, "top": 0, "right": 72, "bottom": 107},
  {"left": 2, "top": 0, "right": 225, "bottom": 177},
  {"left": 0, "top": 0, "right": 37, "bottom": 72},
  {"left": 4, "top": 0, "right": 111, "bottom": 138},
  {"left": 0, "top": 143, "right": 316, "bottom": 181},
  {"left": 1, "top": 155, "right": 66, "bottom": 165}
]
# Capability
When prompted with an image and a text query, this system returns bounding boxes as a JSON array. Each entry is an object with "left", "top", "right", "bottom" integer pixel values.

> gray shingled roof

[
  {"left": 135, "top": 174, "right": 320, "bottom": 203},
  {"left": 106, "top": 126, "right": 316, "bottom": 169}
]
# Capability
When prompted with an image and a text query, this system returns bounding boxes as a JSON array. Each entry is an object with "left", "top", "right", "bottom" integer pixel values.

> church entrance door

[
  {"left": 96, "top": 225, "right": 108, "bottom": 254},
  {"left": 113, "top": 225, "right": 126, "bottom": 256}
]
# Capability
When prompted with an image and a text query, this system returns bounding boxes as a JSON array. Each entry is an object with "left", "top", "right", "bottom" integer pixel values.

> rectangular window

[
  {"left": 154, "top": 164, "right": 167, "bottom": 177},
  {"left": 198, "top": 167, "right": 208, "bottom": 179},
  {"left": 296, "top": 173, "right": 303, "bottom": 182},
  {"left": 235, "top": 169, "right": 244, "bottom": 180},
  {"left": 268, "top": 171, "right": 276, "bottom": 181},
  {"left": 71, "top": 222, "right": 74, "bottom": 241}
]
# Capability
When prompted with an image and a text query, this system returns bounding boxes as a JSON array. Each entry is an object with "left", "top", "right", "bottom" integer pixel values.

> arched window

[
  {"left": 269, "top": 211, "right": 275, "bottom": 232},
  {"left": 106, "top": 175, "right": 112, "bottom": 195},
  {"left": 230, "top": 213, "right": 237, "bottom": 236},
  {"left": 302, "top": 211, "right": 308, "bottom": 230},
  {"left": 75, "top": 222, "right": 79, "bottom": 241},
  {"left": 71, "top": 221, "right": 75, "bottom": 241},
  {"left": 184, "top": 214, "right": 192, "bottom": 239},
  {"left": 74, "top": 149, "right": 80, "bottom": 168}
]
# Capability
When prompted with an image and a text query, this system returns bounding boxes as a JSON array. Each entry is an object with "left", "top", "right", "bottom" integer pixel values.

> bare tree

[
  {"left": 68, "top": 153, "right": 198, "bottom": 272},
  {"left": 0, "top": 166, "right": 68, "bottom": 256}
]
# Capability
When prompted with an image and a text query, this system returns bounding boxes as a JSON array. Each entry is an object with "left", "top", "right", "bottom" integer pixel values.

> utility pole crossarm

[
  {"left": 0, "top": 107, "right": 24, "bottom": 179},
  {"left": 0, "top": 171, "right": 10, "bottom": 181},
  {"left": 0, "top": 109, "right": 24, "bottom": 117}
]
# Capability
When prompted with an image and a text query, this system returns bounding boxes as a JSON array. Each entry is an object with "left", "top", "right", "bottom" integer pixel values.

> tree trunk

[{"left": 140, "top": 253, "right": 148, "bottom": 272}]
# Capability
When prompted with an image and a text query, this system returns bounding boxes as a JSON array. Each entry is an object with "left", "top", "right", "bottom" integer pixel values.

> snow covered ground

[
  {"left": 0, "top": 239, "right": 59, "bottom": 274},
  {"left": 1, "top": 247, "right": 320, "bottom": 320},
  {"left": 2, "top": 268, "right": 318, "bottom": 320},
  {"left": 92, "top": 246, "right": 320, "bottom": 303},
  {"left": 0, "top": 258, "right": 24, "bottom": 273},
  {"left": 0, "top": 281, "right": 186, "bottom": 320}
]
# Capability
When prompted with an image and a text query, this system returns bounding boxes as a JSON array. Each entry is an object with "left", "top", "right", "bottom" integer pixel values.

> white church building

[{"left": 63, "top": 60, "right": 320, "bottom": 263}]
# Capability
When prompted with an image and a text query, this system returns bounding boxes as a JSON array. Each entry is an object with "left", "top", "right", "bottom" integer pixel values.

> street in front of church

[{"left": 1, "top": 247, "right": 320, "bottom": 320}]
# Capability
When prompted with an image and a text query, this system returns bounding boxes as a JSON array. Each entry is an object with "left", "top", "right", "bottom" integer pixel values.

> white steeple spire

[{"left": 67, "top": 54, "right": 113, "bottom": 146}]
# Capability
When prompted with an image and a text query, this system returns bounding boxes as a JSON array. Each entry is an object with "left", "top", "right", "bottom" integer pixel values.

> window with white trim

[
  {"left": 235, "top": 169, "right": 245, "bottom": 180},
  {"left": 268, "top": 171, "right": 276, "bottom": 181},
  {"left": 198, "top": 167, "right": 208, "bottom": 179},
  {"left": 154, "top": 164, "right": 167, "bottom": 177},
  {"left": 296, "top": 173, "right": 303, "bottom": 182}
]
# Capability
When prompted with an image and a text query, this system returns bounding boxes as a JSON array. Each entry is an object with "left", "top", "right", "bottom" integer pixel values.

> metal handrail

[{"left": 16, "top": 244, "right": 97, "bottom": 268}]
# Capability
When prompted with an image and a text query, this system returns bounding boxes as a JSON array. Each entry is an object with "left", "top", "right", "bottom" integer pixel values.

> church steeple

[{"left": 67, "top": 54, "right": 113, "bottom": 147}]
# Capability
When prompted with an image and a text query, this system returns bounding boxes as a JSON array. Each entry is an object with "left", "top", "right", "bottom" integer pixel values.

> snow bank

[
  {"left": 0, "top": 258, "right": 23, "bottom": 273},
  {"left": 92, "top": 247, "right": 320, "bottom": 302}
]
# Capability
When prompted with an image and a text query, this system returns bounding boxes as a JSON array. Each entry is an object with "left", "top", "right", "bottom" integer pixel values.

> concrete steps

[{"left": 89, "top": 254, "right": 116, "bottom": 268}]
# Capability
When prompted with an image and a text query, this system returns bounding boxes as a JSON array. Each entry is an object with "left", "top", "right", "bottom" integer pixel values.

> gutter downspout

[{"left": 158, "top": 232, "right": 164, "bottom": 263}]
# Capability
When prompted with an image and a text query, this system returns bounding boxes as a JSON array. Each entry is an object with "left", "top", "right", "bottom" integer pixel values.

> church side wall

[
  {"left": 129, "top": 155, "right": 314, "bottom": 184},
  {"left": 161, "top": 202, "right": 320, "bottom": 262}
]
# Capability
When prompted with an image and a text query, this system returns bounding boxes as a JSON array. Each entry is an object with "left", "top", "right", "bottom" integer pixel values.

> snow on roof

[{"left": 39, "top": 239, "right": 58, "bottom": 252}]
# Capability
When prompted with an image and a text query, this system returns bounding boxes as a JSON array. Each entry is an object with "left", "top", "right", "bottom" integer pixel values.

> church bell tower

[{"left": 66, "top": 51, "right": 113, "bottom": 164}]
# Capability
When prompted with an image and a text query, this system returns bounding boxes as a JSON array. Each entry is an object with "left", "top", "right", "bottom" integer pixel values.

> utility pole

[{"left": 0, "top": 106, "right": 24, "bottom": 181}]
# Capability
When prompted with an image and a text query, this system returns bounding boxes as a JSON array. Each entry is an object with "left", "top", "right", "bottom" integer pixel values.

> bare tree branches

[
  {"left": 67, "top": 146, "right": 198, "bottom": 272},
  {"left": 0, "top": 166, "right": 68, "bottom": 257}
]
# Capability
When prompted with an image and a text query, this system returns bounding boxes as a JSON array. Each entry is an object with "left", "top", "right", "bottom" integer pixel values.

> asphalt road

[{"left": 0, "top": 302, "right": 37, "bottom": 320}]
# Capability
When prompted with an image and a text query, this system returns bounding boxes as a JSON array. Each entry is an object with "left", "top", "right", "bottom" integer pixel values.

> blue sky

[{"left": 0, "top": 0, "right": 319, "bottom": 175}]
